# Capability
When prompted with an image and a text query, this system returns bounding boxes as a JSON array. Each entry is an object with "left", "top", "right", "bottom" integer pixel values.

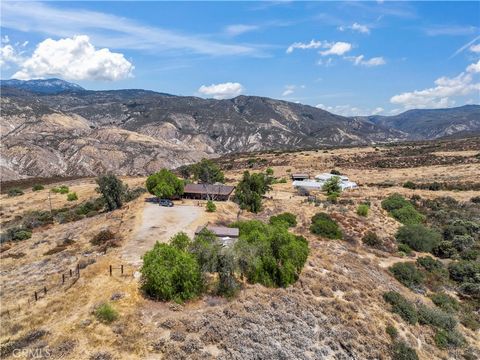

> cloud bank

[{"left": 198, "top": 82, "right": 244, "bottom": 99}]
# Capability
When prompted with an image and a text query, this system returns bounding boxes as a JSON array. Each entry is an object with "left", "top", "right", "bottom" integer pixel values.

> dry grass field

[{"left": 1, "top": 138, "right": 479, "bottom": 359}]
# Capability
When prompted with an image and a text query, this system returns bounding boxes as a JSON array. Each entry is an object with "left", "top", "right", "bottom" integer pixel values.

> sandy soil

[{"left": 121, "top": 202, "right": 204, "bottom": 266}]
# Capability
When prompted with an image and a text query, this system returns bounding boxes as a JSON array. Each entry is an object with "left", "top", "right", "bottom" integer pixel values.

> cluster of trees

[
  {"left": 179, "top": 159, "right": 225, "bottom": 184},
  {"left": 140, "top": 214, "right": 309, "bottom": 302},
  {"left": 234, "top": 170, "right": 273, "bottom": 213}
]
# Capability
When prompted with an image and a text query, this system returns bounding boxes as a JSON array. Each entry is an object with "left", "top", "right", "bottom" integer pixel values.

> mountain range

[{"left": 1, "top": 78, "right": 479, "bottom": 180}]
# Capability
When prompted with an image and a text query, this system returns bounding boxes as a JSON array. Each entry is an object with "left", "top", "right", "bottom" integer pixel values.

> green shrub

[
  {"left": 433, "top": 241, "right": 457, "bottom": 258},
  {"left": 123, "top": 187, "right": 146, "bottom": 202},
  {"left": 269, "top": 212, "right": 297, "bottom": 228},
  {"left": 67, "top": 192, "right": 78, "bottom": 201},
  {"left": 429, "top": 293, "right": 460, "bottom": 313},
  {"left": 395, "top": 224, "right": 442, "bottom": 253},
  {"left": 386, "top": 324, "right": 398, "bottom": 339},
  {"left": 356, "top": 204, "right": 369, "bottom": 217},
  {"left": 310, "top": 212, "right": 342, "bottom": 239},
  {"left": 32, "top": 184, "right": 45, "bottom": 191},
  {"left": 391, "top": 206, "right": 425, "bottom": 225},
  {"left": 7, "top": 188, "right": 24, "bottom": 197},
  {"left": 330, "top": 169, "right": 341, "bottom": 175},
  {"left": 233, "top": 220, "right": 309, "bottom": 288},
  {"left": 141, "top": 243, "right": 202, "bottom": 302},
  {"left": 206, "top": 200, "right": 216, "bottom": 212},
  {"left": 362, "top": 231, "right": 381, "bottom": 248},
  {"left": 434, "top": 329, "right": 465, "bottom": 349},
  {"left": 0, "top": 227, "right": 32, "bottom": 243},
  {"left": 452, "top": 234, "right": 475, "bottom": 252},
  {"left": 398, "top": 243, "right": 412, "bottom": 255},
  {"left": 459, "top": 282, "right": 480, "bottom": 299},
  {"left": 448, "top": 260, "right": 480, "bottom": 283},
  {"left": 383, "top": 291, "right": 418, "bottom": 325},
  {"left": 391, "top": 341, "right": 419, "bottom": 360},
  {"left": 381, "top": 193, "right": 411, "bottom": 212},
  {"left": 51, "top": 185, "right": 69, "bottom": 194},
  {"left": 417, "top": 304, "right": 457, "bottom": 330},
  {"left": 91, "top": 229, "right": 115, "bottom": 245},
  {"left": 265, "top": 167, "right": 274, "bottom": 176},
  {"left": 416, "top": 256, "right": 444, "bottom": 271},
  {"left": 327, "top": 192, "right": 339, "bottom": 203},
  {"left": 389, "top": 262, "right": 424, "bottom": 288},
  {"left": 460, "top": 248, "right": 479, "bottom": 261},
  {"left": 403, "top": 181, "right": 416, "bottom": 189},
  {"left": 95, "top": 303, "right": 118, "bottom": 323},
  {"left": 170, "top": 232, "right": 191, "bottom": 252}
]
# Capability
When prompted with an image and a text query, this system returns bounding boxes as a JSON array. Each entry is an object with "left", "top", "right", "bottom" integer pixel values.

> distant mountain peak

[{"left": 0, "top": 78, "right": 84, "bottom": 94}]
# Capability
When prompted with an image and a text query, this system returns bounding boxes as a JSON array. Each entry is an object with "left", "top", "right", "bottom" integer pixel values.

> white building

[{"left": 293, "top": 173, "right": 358, "bottom": 192}]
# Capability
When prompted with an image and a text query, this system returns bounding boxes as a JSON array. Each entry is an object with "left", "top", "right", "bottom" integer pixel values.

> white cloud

[
  {"left": 225, "top": 24, "right": 259, "bottom": 36},
  {"left": 470, "top": 44, "right": 480, "bottom": 53},
  {"left": 0, "top": 44, "right": 23, "bottom": 67},
  {"left": 198, "top": 82, "right": 244, "bottom": 99},
  {"left": 12, "top": 35, "right": 134, "bottom": 81},
  {"left": 425, "top": 25, "right": 477, "bottom": 37},
  {"left": 390, "top": 61, "right": 480, "bottom": 109},
  {"left": 466, "top": 60, "right": 480, "bottom": 73},
  {"left": 317, "top": 58, "right": 334, "bottom": 67},
  {"left": 281, "top": 84, "right": 304, "bottom": 97},
  {"left": 1, "top": 1, "right": 260, "bottom": 57},
  {"left": 316, "top": 104, "right": 384, "bottom": 116},
  {"left": 346, "top": 55, "right": 386, "bottom": 67},
  {"left": 339, "top": 23, "right": 370, "bottom": 34},
  {"left": 319, "top": 42, "right": 352, "bottom": 56},
  {"left": 286, "top": 40, "right": 323, "bottom": 54}
]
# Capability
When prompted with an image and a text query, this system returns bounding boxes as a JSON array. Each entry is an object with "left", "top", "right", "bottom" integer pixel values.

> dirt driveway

[{"left": 122, "top": 203, "right": 204, "bottom": 266}]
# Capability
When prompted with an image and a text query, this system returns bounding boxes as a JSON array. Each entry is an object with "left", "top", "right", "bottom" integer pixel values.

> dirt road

[{"left": 122, "top": 203, "right": 204, "bottom": 266}]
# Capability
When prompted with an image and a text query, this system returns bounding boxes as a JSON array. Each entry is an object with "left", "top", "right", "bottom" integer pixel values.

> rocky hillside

[
  {"left": 0, "top": 81, "right": 403, "bottom": 180},
  {"left": 1, "top": 79, "right": 479, "bottom": 180},
  {"left": 366, "top": 105, "right": 480, "bottom": 140}
]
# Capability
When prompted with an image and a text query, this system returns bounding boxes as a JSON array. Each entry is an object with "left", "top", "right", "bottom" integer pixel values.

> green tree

[
  {"left": 96, "top": 174, "right": 126, "bottom": 211},
  {"left": 146, "top": 169, "right": 184, "bottom": 199},
  {"left": 141, "top": 243, "right": 202, "bottom": 302},
  {"left": 189, "top": 229, "right": 222, "bottom": 273},
  {"left": 192, "top": 159, "right": 225, "bottom": 184},
  {"left": 234, "top": 171, "right": 273, "bottom": 213},
  {"left": 322, "top": 176, "right": 341, "bottom": 195},
  {"left": 170, "top": 232, "right": 191, "bottom": 252}
]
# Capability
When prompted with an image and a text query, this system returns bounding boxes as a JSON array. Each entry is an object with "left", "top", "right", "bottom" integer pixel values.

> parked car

[{"left": 159, "top": 199, "right": 174, "bottom": 207}]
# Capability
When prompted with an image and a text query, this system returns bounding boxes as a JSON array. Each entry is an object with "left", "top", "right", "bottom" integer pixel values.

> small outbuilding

[
  {"left": 291, "top": 173, "right": 310, "bottom": 181},
  {"left": 195, "top": 225, "right": 240, "bottom": 247},
  {"left": 183, "top": 183, "right": 235, "bottom": 201}
]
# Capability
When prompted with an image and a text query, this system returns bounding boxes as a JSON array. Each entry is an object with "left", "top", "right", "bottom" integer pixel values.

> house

[
  {"left": 183, "top": 183, "right": 235, "bottom": 201},
  {"left": 195, "top": 225, "right": 240, "bottom": 247},
  {"left": 315, "top": 173, "right": 349, "bottom": 182},
  {"left": 291, "top": 173, "right": 310, "bottom": 181},
  {"left": 292, "top": 180, "right": 323, "bottom": 190}
]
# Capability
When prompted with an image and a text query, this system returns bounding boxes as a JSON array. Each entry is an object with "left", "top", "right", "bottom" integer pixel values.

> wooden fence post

[
  {"left": 70, "top": 269, "right": 73, "bottom": 277},
  {"left": 77, "top": 264, "right": 80, "bottom": 276},
  {"left": 34, "top": 291, "right": 38, "bottom": 301},
  {"left": 121, "top": 265, "right": 124, "bottom": 275},
  {"left": 62, "top": 274, "right": 65, "bottom": 284},
  {"left": 44, "top": 286, "right": 47, "bottom": 295},
  {"left": 109, "top": 265, "right": 112, "bottom": 276}
]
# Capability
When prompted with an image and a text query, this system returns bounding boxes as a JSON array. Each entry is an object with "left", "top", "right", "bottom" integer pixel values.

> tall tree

[
  {"left": 146, "top": 169, "right": 184, "bottom": 199},
  {"left": 96, "top": 174, "right": 125, "bottom": 211}
]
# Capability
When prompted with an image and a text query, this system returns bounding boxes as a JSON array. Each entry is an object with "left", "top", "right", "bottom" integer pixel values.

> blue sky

[{"left": 1, "top": 1, "right": 479, "bottom": 116}]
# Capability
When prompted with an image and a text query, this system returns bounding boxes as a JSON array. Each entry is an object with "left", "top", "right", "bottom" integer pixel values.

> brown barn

[{"left": 183, "top": 183, "right": 235, "bottom": 201}]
